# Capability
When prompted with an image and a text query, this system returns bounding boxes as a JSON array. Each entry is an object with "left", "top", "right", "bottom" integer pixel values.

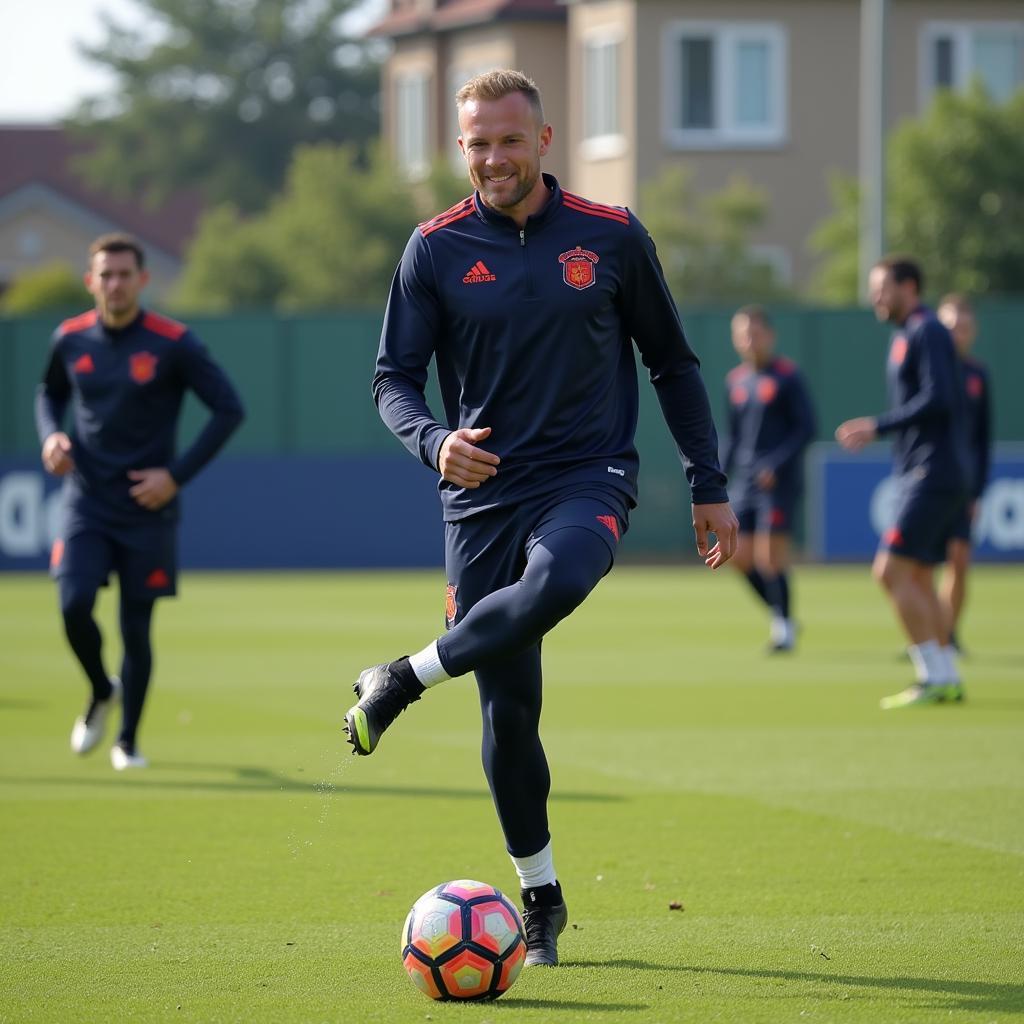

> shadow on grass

[
  {"left": 2, "top": 762, "right": 623, "bottom": 803},
  {"left": 677, "top": 964, "right": 1024, "bottom": 1015},
  {"left": 499, "top": 997, "right": 647, "bottom": 1012}
]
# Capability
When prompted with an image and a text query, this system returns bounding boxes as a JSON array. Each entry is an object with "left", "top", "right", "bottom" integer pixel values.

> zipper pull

[{"left": 520, "top": 229, "right": 525, "bottom": 247}]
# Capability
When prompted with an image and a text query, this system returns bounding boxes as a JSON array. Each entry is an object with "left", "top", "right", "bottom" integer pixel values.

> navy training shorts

[{"left": 880, "top": 485, "right": 969, "bottom": 565}]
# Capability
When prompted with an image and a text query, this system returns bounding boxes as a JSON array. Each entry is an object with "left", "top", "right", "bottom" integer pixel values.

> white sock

[
  {"left": 908, "top": 640, "right": 942, "bottom": 684},
  {"left": 408, "top": 640, "right": 450, "bottom": 688},
  {"left": 941, "top": 645, "right": 961, "bottom": 684},
  {"left": 770, "top": 616, "right": 794, "bottom": 646},
  {"left": 511, "top": 840, "right": 557, "bottom": 890}
]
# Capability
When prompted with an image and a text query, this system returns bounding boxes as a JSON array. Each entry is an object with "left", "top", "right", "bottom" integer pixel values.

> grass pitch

[{"left": 1, "top": 565, "right": 1022, "bottom": 1023}]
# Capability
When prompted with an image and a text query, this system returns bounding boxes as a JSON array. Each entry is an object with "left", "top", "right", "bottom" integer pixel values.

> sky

[{"left": 0, "top": 0, "right": 385, "bottom": 123}]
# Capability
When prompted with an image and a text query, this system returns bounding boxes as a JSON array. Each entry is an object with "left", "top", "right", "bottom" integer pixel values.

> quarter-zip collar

[{"left": 472, "top": 173, "right": 562, "bottom": 233}]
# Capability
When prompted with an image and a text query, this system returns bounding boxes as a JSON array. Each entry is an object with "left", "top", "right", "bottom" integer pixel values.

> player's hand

[
  {"left": 438, "top": 427, "right": 500, "bottom": 489},
  {"left": 756, "top": 468, "right": 776, "bottom": 490},
  {"left": 41, "top": 432, "right": 75, "bottom": 476},
  {"left": 128, "top": 468, "right": 179, "bottom": 510},
  {"left": 692, "top": 501, "right": 739, "bottom": 570},
  {"left": 835, "top": 417, "right": 877, "bottom": 452}
]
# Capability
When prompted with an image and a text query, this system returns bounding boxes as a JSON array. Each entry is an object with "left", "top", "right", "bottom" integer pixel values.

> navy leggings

[
  {"left": 60, "top": 577, "right": 155, "bottom": 749},
  {"left": 437, "top": 526, "right": 613, "bottom": 857}
]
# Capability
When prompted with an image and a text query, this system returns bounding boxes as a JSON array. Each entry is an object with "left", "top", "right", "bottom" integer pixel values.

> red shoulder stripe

[
  {"left": 726, "top": 364, "right": 748, "bottom": 382},
  {"left": 58, "top": 310, "right": 98, "bottom": 336},
  {"left": 773, "top": 356, "right": 796, "bottom": 376},
  {"left": 420, "top": 205, "right": 476, "bottom": 237},
  {"left": 562, "top": 197, "right": 630, "bottom": 226},
  {"left": 561, "top": 190, "right": 630, "bottom": 224},
  {"left": 419, "top": 197, "right": 474, "bottom": 233},
  {"left": 142, "top": 311, "right": 188, "bottom": 341}
]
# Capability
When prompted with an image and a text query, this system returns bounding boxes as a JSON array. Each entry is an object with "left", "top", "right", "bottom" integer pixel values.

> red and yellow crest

[
  {"left": 445, "top": 584, "right": 458, "bottom": 626},
  {"left": 130, "top": 351, "right": 158, "bottom": 384},
  {"left": 757, "top": 378, "right": 778, "bottom": 404},
  {"left": 558, "top": 246, "right": 599, "bottom": 290},
  {"left": 890, "top": 336, "right": 908, "bottom": 366}
]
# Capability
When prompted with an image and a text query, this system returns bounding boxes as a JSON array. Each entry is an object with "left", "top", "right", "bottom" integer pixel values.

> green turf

[{"left": 1, "top": 566, "right": 1022, "bottom": 1023}]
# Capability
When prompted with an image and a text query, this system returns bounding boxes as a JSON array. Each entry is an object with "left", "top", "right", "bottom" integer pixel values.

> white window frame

[
  {"left": 662, "top": 21, "right": 787, "bottom": 150},
  {"left": 919, "top": 21, "right": 1024, "bottom": 108},
  {"left": 581, "top": 31, "right": 627, "bottom": 161},
  {"left": 395, "top": 70, "right": 431, "bottom": 180}
]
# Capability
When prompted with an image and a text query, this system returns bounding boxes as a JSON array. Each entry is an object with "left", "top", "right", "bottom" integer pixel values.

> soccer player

[
  {"left": 343, "top": 70, "right": 737, "bottom": 965},
  {"left": 937, "top": 294, "right": 992, "bottom": 653},
  {"left": 835, "top": 257, "right": 969, "bottom": 709},
  {"left": 36, "top": 233, "right": 244, "bottom": 769},
  {"left": 722, "top": 306, "right": 815, "bottom": 651}
]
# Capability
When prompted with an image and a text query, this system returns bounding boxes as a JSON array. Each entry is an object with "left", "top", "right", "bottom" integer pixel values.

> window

[
  {"left": 395, "top": 71, "right": 430, "bottom": 179},
  {"left": 922, "top": 23, "right": 1024, "bottom": 105},
  {"left": 663, "top": 22, "right": 787, "bottom": 148},
  {"left": 582, "top": 34, "right": 625, "bottom": 158}
]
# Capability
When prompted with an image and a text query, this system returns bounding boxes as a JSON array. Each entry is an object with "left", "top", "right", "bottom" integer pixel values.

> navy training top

[
  {"left": 874, "top": 306, "right": 969, "bottom": 493},
  {"left": 373, "top": 174, "right": 729, "bottom": 521},
  {"left": 961, "top": 355, "right": 992, "bottom": 500},
  {"left": 721, "top": 355, "right": 816, "bottom": 501},
  {"left": 35, "top": 308, "right": 245, "bottom": 527}
]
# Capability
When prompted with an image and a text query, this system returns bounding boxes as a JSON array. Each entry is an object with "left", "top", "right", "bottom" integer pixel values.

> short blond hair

[{"left": 455, "top": 69, "right": 544, "bottom": 124}]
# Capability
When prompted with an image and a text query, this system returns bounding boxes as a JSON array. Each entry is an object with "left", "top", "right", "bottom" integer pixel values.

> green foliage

[
  {"left": 69, "top": 0, "right": 381, "bottom": 211},
  {"left": 812, "top": 85, "right": 1024, "bottom": 302},
  {"left": 173, "top": 145, "right": 469, "bottom": 311},
  {"left": 639, "top": 166, "right": 790, "bottom": 304},
  {"left": 0, "top": 262, "right": 88, "bottom": 313}
]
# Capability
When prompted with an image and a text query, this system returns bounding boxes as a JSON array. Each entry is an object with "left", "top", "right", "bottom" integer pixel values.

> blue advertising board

[
  {"left": 810, "top": 443, "right": 1024, "bottom": 562},
  {"left": 0, "top": 456, "right": 445, "bottom": 572}
]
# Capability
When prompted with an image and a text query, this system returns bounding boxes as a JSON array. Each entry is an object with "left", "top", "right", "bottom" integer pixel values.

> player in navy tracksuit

[
  {"left": 722, "top": 306, "right": 815, "bottom": 651},
  {"left": 836, "top": 257, "right": 969, "bottom": 709},
  {"left": 342, "top": 71, "right": 737, "bottom": 965},
  {"left": 937, "top": 294, "right": 992, "bottom": 652},
  {"left": 36, "top": 234, "right": 244, "bottom": 769}
]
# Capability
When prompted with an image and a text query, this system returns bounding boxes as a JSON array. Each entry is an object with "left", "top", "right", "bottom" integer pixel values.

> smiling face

[{"left": 457, "top": 90, "right": 553, "bottom": 226}]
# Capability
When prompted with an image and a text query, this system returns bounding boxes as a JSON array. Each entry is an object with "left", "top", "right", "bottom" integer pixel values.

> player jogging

[
  {"left": 936, "top": 294, "right": 992, "bottom": 654},
  {"left": 722, "top": 305, "right": 815, "bottom": 651},
  {"left": 836, "top": 257, "right": 969, "bottom": 709},
  {"left": 343, "top": 70, "right": 737, "bottom": 966},
  {"left": 36, "top": 233, "right": 244, "bottom": 769}
]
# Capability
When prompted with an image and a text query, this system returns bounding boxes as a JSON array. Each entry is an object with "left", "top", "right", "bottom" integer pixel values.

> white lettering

[
  {"left": 0, "top": 472, "right": 44, "bottom": 556},
  {"left": 977, "top": 480, "right": 1024, "bottom": 550},
  {"left": 606, "top": 466, "right": 625, "bottom": 477}
]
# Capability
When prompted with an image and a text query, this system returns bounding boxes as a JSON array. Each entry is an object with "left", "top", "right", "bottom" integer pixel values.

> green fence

[{"left": 4, "top": 304, "right": 1022, "bottom": 553}]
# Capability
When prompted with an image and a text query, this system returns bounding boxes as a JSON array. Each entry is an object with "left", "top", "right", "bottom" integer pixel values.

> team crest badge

[
  {"left": 757, "top": 378, "right": 778, "bottom": 404},
  {"left": 890, "top": 336, "right": 908, "bottom": 366},
  {"left": 559, "top": 246, "right": 599, "bottom": 290},
  {"left": 445, "top": 584, "right": 458, "bottom": 627},
  {"left": 130, "top": 351, "right": 158, "bottom": 384}
]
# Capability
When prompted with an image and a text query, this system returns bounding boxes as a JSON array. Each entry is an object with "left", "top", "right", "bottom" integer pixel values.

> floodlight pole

[{"left": 859, "top": 0, "right": 888, "bottom": 300}]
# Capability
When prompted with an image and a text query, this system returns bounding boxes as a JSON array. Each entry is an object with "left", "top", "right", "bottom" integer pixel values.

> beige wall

[
  {"left": 0, "top": 206, "right": 179, "bottom": 300},
  {"left": 567, "top": 0, "right": 636, "bottom": 206}
]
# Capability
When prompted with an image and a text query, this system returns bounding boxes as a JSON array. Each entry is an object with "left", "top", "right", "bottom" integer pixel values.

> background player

[
  {"left": 937, "top": 294, "right": 992, "bottom": 654},
  {"left": 721, "top": 305, "right": 815, "bottom": 651},
  {"left": 835, "top": 257, "right": 969, "bottom": 709},
  {"left": 343, "top": 70, "right": 737, "bottom": 966},
  {"left": 36, "top": 233, "right": 244, "bottom": 769}
]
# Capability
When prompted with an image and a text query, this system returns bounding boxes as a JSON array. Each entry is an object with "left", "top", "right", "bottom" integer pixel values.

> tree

[
  {"left": 173, "top": 145, "right": 468, "bottom": 311},
  {"left": 811, "top": 84, "right": 1024, "bottom": 302},
  {"left": 639, "top": 166, "right": 789, "bottom": 304},
  {"left": 1, "top": 264, "right": 89, "bottom": 314},
  {"left": 70, "top": 0, "right": 381, "bottom": 212}
]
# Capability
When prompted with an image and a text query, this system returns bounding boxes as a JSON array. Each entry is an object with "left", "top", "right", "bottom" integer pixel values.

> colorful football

[{"left": 400, "top": 879, "right": 527, "bottom": 1000}]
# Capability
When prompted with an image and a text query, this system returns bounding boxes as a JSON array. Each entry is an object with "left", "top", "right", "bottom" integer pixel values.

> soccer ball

[{"left": 401, "top": 879, "right": 527, "bottom": 1000}]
